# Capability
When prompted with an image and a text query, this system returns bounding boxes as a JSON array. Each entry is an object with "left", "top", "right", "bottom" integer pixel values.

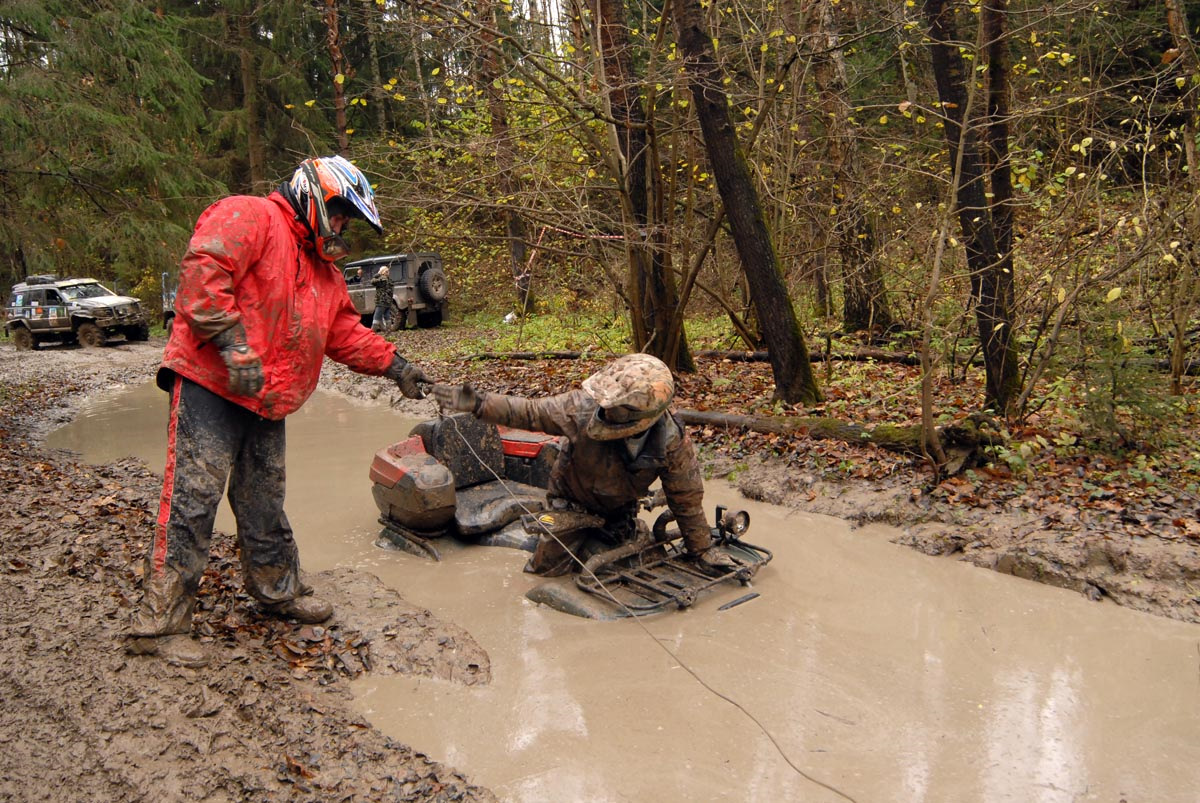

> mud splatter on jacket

[
  {"left": 161, "top": 191, "right": 396, "bottom": 419},
  {"left": 477, "top": 389, "right": 713, "bottom": 553}
]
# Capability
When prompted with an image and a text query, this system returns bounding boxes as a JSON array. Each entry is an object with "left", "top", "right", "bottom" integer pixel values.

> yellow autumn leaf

[
  {"left": 304, "top": 100, "right": 316, "bottom": 107},
  {"left": 334, "top": 73, "right": 345, "bottom": 85},
  {"left": 1105, "top": 287, "right": 1122, "bottom": 302},
  {"left": 1057, "top": 287, "right": 1066, "bottom": 303}
]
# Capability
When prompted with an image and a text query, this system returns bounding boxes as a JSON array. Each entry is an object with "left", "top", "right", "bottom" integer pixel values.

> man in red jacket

[{"left": 127, "top": 156, "right": 431, "bottom": 667}]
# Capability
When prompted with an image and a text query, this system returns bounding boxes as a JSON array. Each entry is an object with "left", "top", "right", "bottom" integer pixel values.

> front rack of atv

[{"left": 573, "top": 536, "right": 772, "bottom": 615}]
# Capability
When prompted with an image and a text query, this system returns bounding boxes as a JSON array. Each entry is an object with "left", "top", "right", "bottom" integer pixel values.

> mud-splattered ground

[
  {"left": 2, "top": 326, "right": 1199, "bottom": 801},
  {"left": 0, "top": 339, "right": 494, "bottom": 802}
]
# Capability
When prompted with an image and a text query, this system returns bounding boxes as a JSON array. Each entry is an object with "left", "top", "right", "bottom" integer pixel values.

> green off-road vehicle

[
  {"left": 4, "top": 275, "right": 150, "bottom": 350},
  {"left": 342, "top": 252, "right": 448, "bottom": 329}
]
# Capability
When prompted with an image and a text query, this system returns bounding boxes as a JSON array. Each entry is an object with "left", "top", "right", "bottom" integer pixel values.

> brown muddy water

[{"left": 49, "top": 382, "right": 1200, "bottom": 802}]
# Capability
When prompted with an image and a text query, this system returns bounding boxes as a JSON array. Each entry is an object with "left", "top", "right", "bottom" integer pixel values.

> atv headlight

[{"left": 720, "top": 509, "right": 750, "bottom": 535}]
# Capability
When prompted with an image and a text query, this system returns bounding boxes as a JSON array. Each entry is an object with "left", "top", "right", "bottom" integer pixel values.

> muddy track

[
  {"left": 0, "top": 339, "right": 495, "bottom": 802},
  {"left": 3, "top": 331, "right": 1199, "bottom": 800}
]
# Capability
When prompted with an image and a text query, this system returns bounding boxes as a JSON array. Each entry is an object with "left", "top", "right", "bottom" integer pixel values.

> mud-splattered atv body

[{"left": 369, "top": 413, "right": 772, "bottom": 619}]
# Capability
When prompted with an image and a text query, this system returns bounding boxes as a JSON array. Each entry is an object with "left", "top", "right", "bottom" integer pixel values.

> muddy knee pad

[{"left": 130, "top": 565, "right": 196, "bottom": 637}]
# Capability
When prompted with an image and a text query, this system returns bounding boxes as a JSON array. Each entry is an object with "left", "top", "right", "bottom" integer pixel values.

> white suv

[{"left": 5, "top": 276, "right": 149, "bottom": 349}]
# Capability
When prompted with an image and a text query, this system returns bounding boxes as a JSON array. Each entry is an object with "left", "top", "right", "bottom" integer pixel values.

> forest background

[{"left": 4, "top": 0, "right": 1200, "bottom": 480}]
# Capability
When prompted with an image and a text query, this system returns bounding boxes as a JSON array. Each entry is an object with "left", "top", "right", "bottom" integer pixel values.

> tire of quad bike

[
  {"left": 11, "top": 327, "right": 34, "bottom": 351},
  {"left": 76, "top": 322, "right": 105, "bottom": 348},
  {"left": 126, "top": 323, "right": 150, "bottom": 342},
  {"left": 418, "top": 267, "right": 448, "bottom": 303}
]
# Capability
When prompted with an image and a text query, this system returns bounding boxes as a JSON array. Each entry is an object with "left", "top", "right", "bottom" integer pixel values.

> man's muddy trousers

[{"left": 130, "top": 376, "right": 301, "bottom": 637}]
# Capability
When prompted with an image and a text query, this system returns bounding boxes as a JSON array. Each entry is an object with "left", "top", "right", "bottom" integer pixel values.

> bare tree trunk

[
  {"left": 1164, "top": 0, "right": 1200, "bottom": 395},
  {"left": 361, "top": 0, "right": 389, "bottom": 133},
  {"left": 323, "top": 0, "right": 350, "bottom": 155},
  {"left": 596, "top": 0, "right": 693, "bottom": 371},
  {"left": 803, "top": 0, "right": 894, "bottom": 334},
  {"left": 479, "top": 0, "right": 534, "bottom": 313},
  {"left": 924, "top": 0, "right": 1020, "bottom": 414},
  {"left": 236, "top": 10, "right": 265, "bottom": 189},
  {"left": 983, "top": 1, "right": 1013, "bottom": 271},
  {"left": 671, "top": 0, "right": 821, "bottom": 404}
]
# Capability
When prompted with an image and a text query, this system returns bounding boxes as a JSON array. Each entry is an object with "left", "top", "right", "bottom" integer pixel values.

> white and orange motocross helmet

[{"left": 282, "top": 155, "right": 382, "bottom": 261}]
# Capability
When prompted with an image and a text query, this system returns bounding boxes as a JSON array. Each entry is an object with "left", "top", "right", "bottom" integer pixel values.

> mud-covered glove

[
  {"left": 385, "top": 354, "right": 430, "bottom": 399},
  {"left": 432, "top": 383, "right": 485, "bottom": 415},
  {"left": 212, "top": 323, "right": 264, "bottom": 396}
]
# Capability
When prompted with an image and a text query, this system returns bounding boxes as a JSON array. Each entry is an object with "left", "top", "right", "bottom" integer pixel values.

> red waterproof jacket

[{"left": 160, "top": 191, "right": 396, "bottom": 419}]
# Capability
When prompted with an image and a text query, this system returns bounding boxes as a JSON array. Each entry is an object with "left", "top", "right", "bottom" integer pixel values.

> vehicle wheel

[
  {"left": 11, "top": 327, "right": 33, "bottom": 351},
  {"left": 416, "top": 308, "right": 443, "bottom": 328},
  {"left": 126, "top": 323, "right": 150, "bottom": 342},
  {"left": 76, "top": 322, "right": 105, "bottom": 348},
  {"left": 418, "top": 267, "right": 448, "bottom": 303}
]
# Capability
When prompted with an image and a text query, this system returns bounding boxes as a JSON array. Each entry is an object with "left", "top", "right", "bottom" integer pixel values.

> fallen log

[
  {"left": 464, "top": 348, "right": 922, "bottom": 365},
  {"left": 695, "top": 348, "right": 922, "bottom": 365},
  {"left": 676, "top": 409, "right": 998, "bottom": 457},
  {"left": 465, "top": 350, "right": 604, "bottom": 360}
]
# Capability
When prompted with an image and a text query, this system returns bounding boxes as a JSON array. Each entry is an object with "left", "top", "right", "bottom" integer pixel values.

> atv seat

[{"left": 410, "top": 413, "right": 549, "bottom": 539}]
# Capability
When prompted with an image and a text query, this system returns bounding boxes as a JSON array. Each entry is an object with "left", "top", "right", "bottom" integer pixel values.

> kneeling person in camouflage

[{"left": 432, "top": 353, "right": 736, "bottom": 575}]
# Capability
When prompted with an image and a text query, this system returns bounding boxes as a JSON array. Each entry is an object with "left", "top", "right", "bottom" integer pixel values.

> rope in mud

[{"left": 436, "top": 412, "right": 859, "bottom": 803}]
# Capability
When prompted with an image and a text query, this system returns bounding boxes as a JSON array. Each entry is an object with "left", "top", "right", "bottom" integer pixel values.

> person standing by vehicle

[
  {"left": 371, "top": 264, "right": 396, "bottom": 332},
  {"left": 127, "top": 155, "right": 432, "bottom": 667},
  {"left": 432, "top": 353, "right": 736, "bottom": 576}
]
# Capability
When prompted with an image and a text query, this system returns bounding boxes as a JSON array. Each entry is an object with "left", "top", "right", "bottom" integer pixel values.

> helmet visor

[{"left": 598, "top": 404, "right": 660, "bottom": 425}]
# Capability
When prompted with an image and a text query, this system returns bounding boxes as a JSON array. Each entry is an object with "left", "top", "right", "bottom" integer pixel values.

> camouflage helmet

[{"left": 582, "top": 353, "right": 675, "bottom": 441}]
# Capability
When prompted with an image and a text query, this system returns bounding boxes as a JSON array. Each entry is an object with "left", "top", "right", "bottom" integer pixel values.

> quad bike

[{"left": 368, "top": 412, "right": 773, "bottom": 619}]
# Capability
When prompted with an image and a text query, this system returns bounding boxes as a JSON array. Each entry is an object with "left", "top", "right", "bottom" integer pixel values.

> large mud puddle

[{"left": 50, "top": 382, "right": 1200, "bottom": 802}]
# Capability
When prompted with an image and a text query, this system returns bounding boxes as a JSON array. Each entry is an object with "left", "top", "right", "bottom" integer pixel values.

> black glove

[
  {"left": 385, "top": 354, "right": 430, "bottom": 399},
  {"left": 212, "top": 323, "right": 264, "bottom": 396},
  {"left": 431, "top": 383, "right": 484, "bottom": 414}
]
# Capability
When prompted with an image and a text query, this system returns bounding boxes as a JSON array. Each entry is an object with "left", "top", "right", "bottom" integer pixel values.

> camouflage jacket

[
  {"left": 371, "top": 273, "right": 394, "bottom": 309},
  {"left": 476, "top": 389, "right": 713, "bottom": 552}
]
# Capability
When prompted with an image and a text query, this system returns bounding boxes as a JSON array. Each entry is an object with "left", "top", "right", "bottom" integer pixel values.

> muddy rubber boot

[
  {"left": 125, "top": 634, "right": 211, "bottom": 668},
  {"left": 263, "top": 595, "right": 334, "bottom": 624},
  {"left": 694, "top": 547, "right": 739, "bottom": 572}
]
